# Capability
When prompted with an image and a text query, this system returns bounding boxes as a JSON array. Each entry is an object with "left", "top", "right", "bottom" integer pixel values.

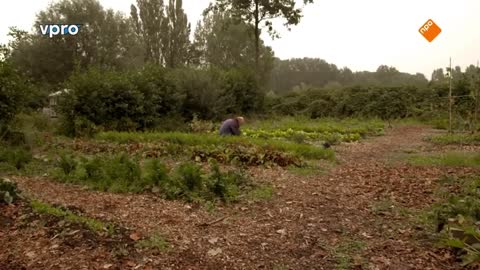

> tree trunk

[{"left": 254, "top": 0, "right": 260, "bottom": 74}]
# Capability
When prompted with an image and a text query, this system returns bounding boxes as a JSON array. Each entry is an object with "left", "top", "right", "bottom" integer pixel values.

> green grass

[
  {"left": 428, "top": 134, "right": 480, "bottom": 145},
  {"left": 370, "top": 199, "right": 395, "bottom": 215},
  {"left": 30, "top": 200, "right": 113, "bottom": 234},
  {"left": 96, "top": 131, "right": 335, "bottom": 161},
  {"left": 408, "top": 152, "right": 480, "bottom": 167},
  {"left": 246, "top": 185, "right": 274, "bottom": 202},
  {"left": 136, "top": 232, "right": 169, "bottom": 252},
  {"left": 334, "top": 240, "right": 367, "bottom": 270}
]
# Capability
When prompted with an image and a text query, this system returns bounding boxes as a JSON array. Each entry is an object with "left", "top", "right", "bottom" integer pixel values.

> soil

[{"left": 2, "top": 125, "right": 479, "bottom": 270}]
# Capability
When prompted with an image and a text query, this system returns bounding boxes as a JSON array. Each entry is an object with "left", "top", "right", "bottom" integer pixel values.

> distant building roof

[{"left": 49, "top": 89, "right": 71, "bottom": 97}]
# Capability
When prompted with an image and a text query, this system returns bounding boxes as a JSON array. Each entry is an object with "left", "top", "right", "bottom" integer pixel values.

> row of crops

[
  {"left": 242, "top": 117, "right": 384, "bottom": 144},
  {"left": 81, "top": 132, "right": 334, "bottom": 167},
  {"left": 242, "top": 128, "right": 362, "bottom": 143},
  {"left": 77, "top": 118, "right": 384, "bottom": 167}
]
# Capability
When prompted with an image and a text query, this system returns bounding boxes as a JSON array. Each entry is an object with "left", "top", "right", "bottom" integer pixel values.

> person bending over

[{"left": 219, "top": 116, "right": 245, "bottom": 136}]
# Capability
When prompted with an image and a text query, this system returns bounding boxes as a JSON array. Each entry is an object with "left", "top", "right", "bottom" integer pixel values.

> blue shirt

[{"left": 219, "top": 119, "right": 241, "bottom": 136}]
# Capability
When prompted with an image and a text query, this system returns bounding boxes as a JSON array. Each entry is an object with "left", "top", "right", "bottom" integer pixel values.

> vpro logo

[{"left": 39, "top": 24, "right": 82, "bottom": 38}]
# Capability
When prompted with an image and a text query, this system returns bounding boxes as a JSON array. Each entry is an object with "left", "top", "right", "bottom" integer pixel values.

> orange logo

[{"left": 419, "top": 19, "right": 441, "bottom": 42}]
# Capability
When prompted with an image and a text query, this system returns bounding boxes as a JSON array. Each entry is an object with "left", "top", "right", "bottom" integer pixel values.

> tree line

[{"left": 1, "top": 0, "right": 479, "bottom": 136}]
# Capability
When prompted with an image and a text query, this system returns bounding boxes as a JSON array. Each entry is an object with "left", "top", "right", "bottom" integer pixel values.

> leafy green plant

[
  {"left": 430, "top": 175, "right": 480, "bottom": 266},
  {"left": 207, "top": 162, "right": 247, "bottom": 203},
  {"left": 30, "top": 200, "right": 113, "bottom": 234},
  {"left": 172, "top": 162, "right": 205, "bottom": 201},
  {"left": 136, "top": 232, "right": 169, "bottom": 252},
  {"left": 58, "top": 153, "right": 77, "bottom": 175},
  {"left": 189, "top": 114, "right": 215, "bottom": 133},
  {"left": 442, "top": 229, "right": 480, "bottom": 266},
  {"left": 142, "top": 159, "right": 170, "bottom": 187},
  {"left": 192, "top": 144, "right": 304, "bottom": 167},
  {"left": 242, "top": 128, "right": 361, "bottom": 144},
  {"left": 0, "top": 178, "right": 20, "bottom": 204}
]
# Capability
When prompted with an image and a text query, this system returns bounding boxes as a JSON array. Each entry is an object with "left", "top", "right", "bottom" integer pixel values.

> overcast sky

[{"left": 1, "top": 0, "right": 479, "bottom": 78}]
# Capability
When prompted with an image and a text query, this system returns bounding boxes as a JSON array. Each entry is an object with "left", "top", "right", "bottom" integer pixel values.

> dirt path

[{"left": 4, "top": 125, "right": 480, "bottom": 269}]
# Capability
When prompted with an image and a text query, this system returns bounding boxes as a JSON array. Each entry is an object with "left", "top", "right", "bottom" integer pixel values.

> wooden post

[
  {"left": 449, "top": 57, "right": 453, "bottom": 134},
  {"left": 475, "top": 60, "right": 480, "bottom": 133}
]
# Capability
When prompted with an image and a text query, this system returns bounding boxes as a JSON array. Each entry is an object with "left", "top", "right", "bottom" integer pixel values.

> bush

[
  {"left": 0, "top": 146, "right": 32, "bottom": 170},
  {"left": 57, "top": 67, "right": 264, "bottom": 136},
  {"left": 0, "top": 178, "right": 20, "bottom": 204},
  {"left": 207, "top": 162, "right": 246, "bottom": 202},
  {"left": 189, "top": 114, "right": 215, "bottom": 133},
  {"left": 168, "top": 68, "right": 222, "bottom": 120},
  {"left": 175, "top": 162, "right": 204, "bottom": 193},
  {"left": 151, "top": 115, "right": 188, "bottom": 132},
  {"left": 0, "top": 62, "right": 29, "bottom": 135},
  {"left": 218, "top": 68, "right": 264, "bottom": 115},
  {"left": 57, "top": 68, "right": 146, "bottom": 136},
  {"left": 140, "top": 159, "right": 184, "bottom": 197}
]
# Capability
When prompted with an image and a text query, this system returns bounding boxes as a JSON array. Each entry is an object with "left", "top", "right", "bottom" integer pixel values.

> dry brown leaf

[
  {"left": 207, "top": 248, "right": 222, "bottom": 257},
  {"left": 129, "top": 232, "right": 141, "bottom": 241}
]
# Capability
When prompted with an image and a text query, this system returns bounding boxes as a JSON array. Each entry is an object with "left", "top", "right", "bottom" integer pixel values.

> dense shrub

[
  {"left": 0, "top": 62, "right": 30, "bottom": 138},
  {"left": 57, "top": 66, "right": 263, "bottom": 136},
  {"left": 168, "top": 68, "right": 221, "bottom": 120},
  {"left": 269, "top": 85, "right": 440, "bottom": 121},
  {"left": 0, "top": 146, "right": 33, "bottom": 170},
  {"left": 58, "top": 69, "right": 146, "bottom": 135},
  {"left": 218, "top": 68, "right": 264, "bottom": 115}
]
